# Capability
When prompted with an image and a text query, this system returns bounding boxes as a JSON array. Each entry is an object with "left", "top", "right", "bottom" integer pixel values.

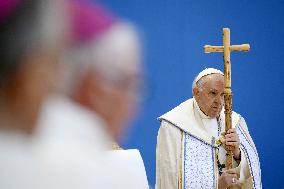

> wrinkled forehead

[{"left": 200, "top": 73, "right": 224, "bottom": 90}]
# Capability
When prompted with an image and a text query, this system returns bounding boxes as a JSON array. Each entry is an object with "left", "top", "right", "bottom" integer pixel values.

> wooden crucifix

[{"left": 204, "top": 28, "right": 250, "bottom": 170}]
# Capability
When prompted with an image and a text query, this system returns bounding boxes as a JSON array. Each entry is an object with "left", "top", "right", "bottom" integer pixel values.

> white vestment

[
  {"left": 105, "top": 149, "right": 149, "bottom": 189},
  {"left": 34, "top": 95, "right": 110, "bottom": 161},
  {"left": 0, "top": 131, "right": 42, "bottom": 189},
  {"left": 156, "top": 98, "right": 261, "bottom": 189},
  {"left": 34, "top": 95, "right": 149, "bottom": 189}
]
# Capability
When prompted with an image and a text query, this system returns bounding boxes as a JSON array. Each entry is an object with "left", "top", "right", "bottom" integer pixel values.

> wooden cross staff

[{"left": 204, "top": 28, "right": 250, "bottom": 170}]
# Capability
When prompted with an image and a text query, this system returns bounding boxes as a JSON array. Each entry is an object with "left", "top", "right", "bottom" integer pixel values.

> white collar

[
  {"left": 159, "top": 98, "right": 241, "bottom": 145},
  {"left": 35, "top": 95, "right": 112, "bottom": 151}
]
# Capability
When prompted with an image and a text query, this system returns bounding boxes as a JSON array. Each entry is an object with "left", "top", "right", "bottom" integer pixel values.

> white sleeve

[{"left": 156, "top": 120, "right": 182, "bottom": 189}]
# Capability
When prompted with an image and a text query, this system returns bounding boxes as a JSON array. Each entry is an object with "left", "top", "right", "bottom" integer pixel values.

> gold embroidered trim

[{"left": 112, "top": 142, "right": 123, "bottom": 150}]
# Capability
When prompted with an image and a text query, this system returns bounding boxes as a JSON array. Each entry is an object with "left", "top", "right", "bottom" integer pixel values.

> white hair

[
  {"left": 192, "top": 68, "right": 224, "bottom": 92},
  {"left": 62, "top": 21, "right": 141, "bottom": 95}
]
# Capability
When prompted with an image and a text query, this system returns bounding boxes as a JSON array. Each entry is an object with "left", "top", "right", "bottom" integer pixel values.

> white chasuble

[{"left": 156, "top": 98, "right": 262, "bottom": 189}]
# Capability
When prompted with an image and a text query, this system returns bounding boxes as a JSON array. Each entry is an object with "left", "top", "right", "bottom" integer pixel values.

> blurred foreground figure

[
  {"left": 156, "top": 68, "right": 261, "bottom": 189},
  {"left": 0, "top": 0, "right": 66, "bottom": 188},
  {"left": 35, "top": 1, "right": 149, "bottom": 188}
]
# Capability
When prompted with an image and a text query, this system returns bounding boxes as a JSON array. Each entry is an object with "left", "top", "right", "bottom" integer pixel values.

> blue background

[{"left": 98, "top": 0, "right": 284, "bottom": 188}]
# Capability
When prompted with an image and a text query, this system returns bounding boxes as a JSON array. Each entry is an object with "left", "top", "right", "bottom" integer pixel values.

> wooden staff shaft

[{"left": 223, "top": 28, "right": 234, "bottom": 170}]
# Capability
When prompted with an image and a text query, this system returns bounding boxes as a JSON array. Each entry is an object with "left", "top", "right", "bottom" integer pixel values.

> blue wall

[{"left": 98, "top": 0, "right": 284, "bottom": 188}]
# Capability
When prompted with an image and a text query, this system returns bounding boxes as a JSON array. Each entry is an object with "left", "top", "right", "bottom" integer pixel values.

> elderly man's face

[{"left": 193, "top": 74, "right": 224, "bottom": 118}]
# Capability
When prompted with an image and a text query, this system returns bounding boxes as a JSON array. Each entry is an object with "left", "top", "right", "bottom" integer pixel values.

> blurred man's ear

[
  {"left": 72, "top": 70, "right": 98, "bottom": 107},
  {"left": 73, "top": 69, "right": 110, "bottom": 111}
]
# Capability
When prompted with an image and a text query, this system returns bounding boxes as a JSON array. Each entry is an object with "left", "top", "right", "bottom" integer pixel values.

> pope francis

[{"left": 156, "top": 68, "right": 261, "bottom": 189}]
